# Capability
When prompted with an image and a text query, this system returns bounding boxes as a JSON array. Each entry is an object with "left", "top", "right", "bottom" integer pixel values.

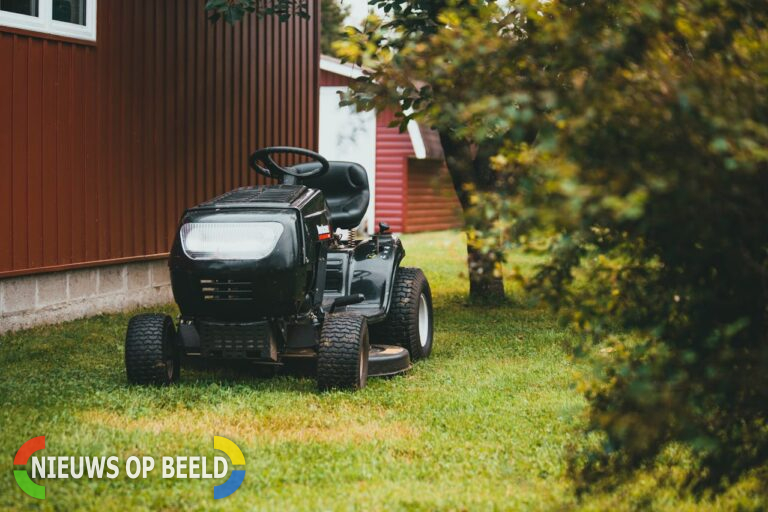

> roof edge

[{"left": 320, "top": 54, "right": 370, "bottom": 79}]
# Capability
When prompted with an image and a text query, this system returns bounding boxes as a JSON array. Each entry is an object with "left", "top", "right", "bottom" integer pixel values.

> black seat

[{"left": 292, "top": 161, "right": 370, "bottom": 230}]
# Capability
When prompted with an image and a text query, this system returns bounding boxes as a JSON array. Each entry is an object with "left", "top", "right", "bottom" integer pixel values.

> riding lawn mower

[{"left": 124, "top": 147, "right": 433, "bottom": 391}]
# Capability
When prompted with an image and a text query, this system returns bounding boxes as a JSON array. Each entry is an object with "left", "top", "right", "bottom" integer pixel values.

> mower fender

[{"left": 340, "top": 235, "right": 405, "bottom": 322}]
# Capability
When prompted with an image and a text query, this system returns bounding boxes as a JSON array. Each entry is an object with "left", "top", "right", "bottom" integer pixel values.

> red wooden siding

[
  {"left": 319, "top": 68, "right": 351, "bottom": 87},
  {"left": 0, "top": 0, "right": 320, "bottom": 277},
  {"left": 405, "top": 158, "right": 463, "bottom": 232},
  {"left": 374, "top": 109, "right": 411, "bottom": 233}
]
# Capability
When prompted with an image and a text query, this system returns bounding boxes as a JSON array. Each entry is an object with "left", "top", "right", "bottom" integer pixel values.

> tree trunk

[
  {"left": 438, "top": 130, "right": 506, "bottom": 302},
  {"left": 467, "top": 243, "right": 506, "bottom": 301}
]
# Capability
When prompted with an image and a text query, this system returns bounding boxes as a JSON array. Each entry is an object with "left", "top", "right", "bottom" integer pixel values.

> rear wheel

[
  {"left": 125, "top": 314, "right": 180, "bottom": 386},
  {"left": 371, "top": 267, "right": 433, "bottom": 360},
  {"left": 317, "top": 313, "right": 369, "bottom": 391}
]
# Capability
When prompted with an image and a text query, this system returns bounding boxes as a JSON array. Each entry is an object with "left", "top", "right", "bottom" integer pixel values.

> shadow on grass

[
  {"left": 181, "top": 356, "right": 319, "bottom": 391},
  {"left": 0, "top": 307, "right": 321, "bottom": 421},
  {"left": 0, "top": 289, "right": 570, "bottom": 431}
]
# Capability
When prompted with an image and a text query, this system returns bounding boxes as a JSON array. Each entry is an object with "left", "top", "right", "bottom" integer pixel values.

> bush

[
  {"left": 341, "top": 0, "right": 768, "bottom": 491},
  {"left": 510, "top": 1, "right": 768, "bottom": 490}
]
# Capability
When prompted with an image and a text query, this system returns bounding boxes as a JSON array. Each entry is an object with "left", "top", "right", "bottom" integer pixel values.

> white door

[{"left": 318, "top": 86, "right": 377, "bottom": 234}]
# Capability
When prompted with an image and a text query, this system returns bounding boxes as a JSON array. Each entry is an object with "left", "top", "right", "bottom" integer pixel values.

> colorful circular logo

[
  {"left": 213, "top": 436, "right": 246, "bottom": 500},
  {"left": 14, "top": 436, "right": 46, "bottom": 500}
]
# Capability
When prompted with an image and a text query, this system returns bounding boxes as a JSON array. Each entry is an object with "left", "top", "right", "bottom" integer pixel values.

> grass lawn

[{"left": 0, "top": 231, "right": 764, "bottom": 511}]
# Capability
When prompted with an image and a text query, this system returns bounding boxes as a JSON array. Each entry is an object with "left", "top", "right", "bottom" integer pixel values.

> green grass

[{"left": 0, "top": 231, "right": 764, "bottom": 511}]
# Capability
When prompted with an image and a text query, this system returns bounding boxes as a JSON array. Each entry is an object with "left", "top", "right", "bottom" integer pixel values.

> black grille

[
  {"left": 198, "top": 320, "right": 269, "bottom": 353},
  {"left": 200, "top": 279, "right": 253, "bottom": 302},
  {"left": 212, "top": 185, "right": 304, "bottom": 205}
]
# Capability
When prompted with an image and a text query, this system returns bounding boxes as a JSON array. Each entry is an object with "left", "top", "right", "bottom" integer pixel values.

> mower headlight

[{"left": 180, "top": 222, "right": 284, "bottom": 260}]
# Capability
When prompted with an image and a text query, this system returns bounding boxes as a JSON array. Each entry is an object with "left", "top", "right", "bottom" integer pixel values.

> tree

[
  {"left": 205, "top": 0, "right": 349, "bottom": 55},
  {"left": 335, "top": 1, "right": 513, "bottom": 301},
  {"left": 320, "top": 0, "right": 349, "bottom": 56},
  {"left": 338, "top": 0, "right": 768, "bottom": 492},
  {"left": 204, "top": 0, "right": 309, "bottom": 23}
]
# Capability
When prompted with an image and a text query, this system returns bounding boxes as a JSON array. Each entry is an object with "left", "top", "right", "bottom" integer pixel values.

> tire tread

[
  {"left": 125, "top": 314, "right": 177, "bottom": 386},
  {"left": 317, "top": 313, "right": 368, "bottom": 391}
]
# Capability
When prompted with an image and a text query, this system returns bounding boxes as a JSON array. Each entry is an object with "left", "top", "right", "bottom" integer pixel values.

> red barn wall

[
  {"left": 0, "top": 0, "right": 320, "bottom": 277},
  {"left": 319, "top": 68, "right": 351, "bottom": 87},
  {"left": 405, "top": 158, "right": 463, "bottom": 232},
  {"left": 374, "top": 109, "right": 411, "bottom": 233}
]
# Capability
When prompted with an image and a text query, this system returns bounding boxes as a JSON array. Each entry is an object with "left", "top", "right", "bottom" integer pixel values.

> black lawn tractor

[{"left": 124, "top": 147, "right": 434, "bottom": 390}]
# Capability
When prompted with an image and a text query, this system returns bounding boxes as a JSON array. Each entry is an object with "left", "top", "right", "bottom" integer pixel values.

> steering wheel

[{"left": 249, "top": 147, "right": 330, "bottom": 180}]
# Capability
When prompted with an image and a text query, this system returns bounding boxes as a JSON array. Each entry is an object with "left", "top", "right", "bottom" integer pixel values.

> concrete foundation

[{"left": 0, "top": 260, "right": 173, "bottom": 334}]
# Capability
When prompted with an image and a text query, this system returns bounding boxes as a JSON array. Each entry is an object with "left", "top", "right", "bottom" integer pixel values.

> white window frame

[{"left": 0, "top": 0, "right": 96, "bottom": 41}]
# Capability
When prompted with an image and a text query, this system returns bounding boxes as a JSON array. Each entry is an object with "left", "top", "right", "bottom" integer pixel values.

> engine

[{"left": 168, "top": 185, "right": 331, "bottom": 321}]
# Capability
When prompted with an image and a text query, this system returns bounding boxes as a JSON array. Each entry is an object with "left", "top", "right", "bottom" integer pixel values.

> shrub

[{"left": 341, "top": 0, "right": 768, "bottom": 490}]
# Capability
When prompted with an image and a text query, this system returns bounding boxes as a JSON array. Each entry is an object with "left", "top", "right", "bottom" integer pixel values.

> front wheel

[
  {"left": 317, "top": 313, "right": 369, "bottom": 391},
  {"left": 371, "top": 267, "right": 433, "bottom": 360},
  {"left": 125, "top": 314, "right": 180, "bottom": 386}
]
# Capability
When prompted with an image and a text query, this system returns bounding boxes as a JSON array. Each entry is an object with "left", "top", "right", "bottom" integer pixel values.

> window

[
  {"left": 0, "top": 0, "right": 95, "bottom": 41},
  {"left": 1, "top": 0, "right": 38, "bottom": 17}
]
